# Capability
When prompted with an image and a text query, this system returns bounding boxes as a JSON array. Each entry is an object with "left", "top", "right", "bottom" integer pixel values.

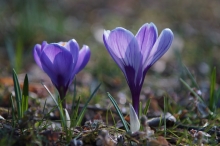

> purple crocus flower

[
  {"left": 33, "top": 39, "right": 90, "bottom": 108},
  {"left": 103, "top": 22, "right": 173, "bottom": 114}
]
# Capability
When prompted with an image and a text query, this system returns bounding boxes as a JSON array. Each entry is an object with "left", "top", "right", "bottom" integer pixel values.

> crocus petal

[
  {"left": 65, "top": 39, "right": 79, "bottom": 63},
  {"left": 144, "top": 28, "right": 174, "bottom": 71},
  {"left": 104, "top": 28, "right": 136, "bottom": 61},
  {"left": 41, "top": 41, "right": 48, "bottom": 50},
  {"left": 129, "top": 104, "right": 140, "bottom": 133},
  {"left": 103, "top": 28, "right": 142, "bottom": 86},
  {"left": 103, "top": 30, "right": 124, "bottom": 71},
  {"left": 33, "top": 44, "right": 43, "bottom": 69},
  {"left": 40, "top": 44, "right": 74, "bottom": 87},
  {"left": 74, "top": 45, "right": 91, "bottom": 74},
  {"left": 135, "top": 23, "right": 158, "bottom": 66}
]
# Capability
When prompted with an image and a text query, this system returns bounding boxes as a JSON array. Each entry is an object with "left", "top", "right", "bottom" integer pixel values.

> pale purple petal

[
  {"left": 103, "top": 28, "right": 143, "bottom": 86},
  {"left": 104, "top": 28, "right": 135, "bottom": 61},
  {"left": 74, "top": 45, "right": 91, "bottom": 74},
  {"left": 41, "top": 44, "right": 64, "bottom": 63},
  {"left": 103, "top": 30, "right": 124, "bottom": 71},
  {"left": 144, "top": 28, "right": 173, "bottom": 71},
  {"left": 135, "top": 23, "right": 158, "bottom": 65},
  {"left": 65, "top": 39, "right": 79, "bottom": 63},
  {"left": 41, "top": 41, "right": 48, "bottom": 50},
  {"left": 33, "top": 44, "right": 43, "bottom": 69}
]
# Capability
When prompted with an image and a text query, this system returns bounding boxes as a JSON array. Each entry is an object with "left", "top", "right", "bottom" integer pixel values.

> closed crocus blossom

[
  {"left": 33, "top": 39, "right": 90, "bottom": 108},
  {"left": 103, "top": 22, "right": 173, "bottom": 114}
]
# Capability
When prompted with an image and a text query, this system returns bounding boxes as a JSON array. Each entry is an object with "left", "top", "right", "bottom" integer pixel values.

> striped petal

[
  {"left": 144, "top": 28, "right": 173, "bottom": 72},
  {"left": 74, "top": 45, "right": 91, "bottom": 74},
  {"left": 103, "top": 28, "right": 142, "bottom": 86},
  {"left": 135, "top": 23, "right": 158, "bottom": 67}
]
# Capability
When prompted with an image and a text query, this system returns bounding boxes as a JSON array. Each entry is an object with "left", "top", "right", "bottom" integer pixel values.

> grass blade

[
  {"left": 183, "top": 65, "right": 199, "bottom": 88},
  {"left": 180, "top": 78, "right": 204, "bottom": 102},
  {"left": 139, "top": 101, "right": 142, "bottom": 118},
  {"left": 22, "top": 74, "right": 29, "bottom": 115},
  {"left": 70, "top": 78, "right": 80, "bottom": 127},
  {"left": 109, "top": 108, "right": 116, "bottom": 127},
  {"left": 209, "top": 67, "right": 216, "bottom": 112},
  {"left": 143, "top": 98, "right": 151, "bottom": 115},
  {"left": 107, "top": 92, "right": 129, "bottom": 132},
  {"left": 41, "top": 83, "right": 66, "bottom": 127},
  {"left": 71, "top": 78, "right": 77, "bottom": 112},
  {"left": 12, "top": 69, "right": 22, "bottom": 119},
  {"left": 75, "top": 83, "right": 101, "bottom": 126},
  {"left": 57, "top": 96, "right": 65, "bottom": 127},
  {"left": 71, "top": 96, "right": 81, "bottom": 127},
  {"left": 37, "top": 99, "right": 47, "bottom": 128}
]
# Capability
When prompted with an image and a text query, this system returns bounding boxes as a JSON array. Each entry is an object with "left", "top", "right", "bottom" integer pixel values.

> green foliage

[
  {"left": 180, "top": 66, "right": 218, "bottom": 117},
  {"left": 75, "top": 83, "right": 101, "bottom": 126},
  {"left": 70, "top": 96, "right": 81, "bottom": 127},
  {"left": 22, "top": 74, "right": 29, "bottom": 116},
  {"left": 42, "top": 81, "right": 101, "bottom": 141},
  {"left": 180, "top": 78, "right": 204, "bottom": 102},
  {"left": 183, "top": 65, "right": 199, "bottom": 89},
  {"left": 139, "top": 101, "right": 142, "bottom": 118},
  {"left": 12, "top": 69, "right": 29, "bottom": 119},
  {"left": 12, "top": 69, "right": 22, "bottom": 119},
  {"left": 41, "top": 83, "right": 66, "bottom": 128},
  {"left": 209, "top": 67, "right": 216, "bottom": 112},
  {"left": 143, "top": 98, "right": 151, "bottom": 115},
  {"left": 107, "top": 92, "right": 129, "bottom": 132}
]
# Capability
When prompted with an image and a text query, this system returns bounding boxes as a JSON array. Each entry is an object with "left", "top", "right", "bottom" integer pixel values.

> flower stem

[{"left": 62, "top": 98, "right": 66, "bottom": 109}]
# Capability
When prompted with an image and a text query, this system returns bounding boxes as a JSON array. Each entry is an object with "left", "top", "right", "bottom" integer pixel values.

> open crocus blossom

[
  {"left": 33, "top": 39, "right": 90, "bottom": 108},
  {"left": 103, "top": 22, "right": 173, "bottom": 114}
]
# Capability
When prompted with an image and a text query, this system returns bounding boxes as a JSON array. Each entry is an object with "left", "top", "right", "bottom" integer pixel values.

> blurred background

[{"left": 0, "top": 0, "right": 220, "bottom": 109}]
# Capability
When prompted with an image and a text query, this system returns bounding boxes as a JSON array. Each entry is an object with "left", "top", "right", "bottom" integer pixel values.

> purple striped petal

[
  {"left": 74, "top": 45, "right": 91, "bottom": 74},
  {"left": 144, "top": 28, "right": 173, "bottom": 71},
  {"left": 103, "top": 30, "right": 124, "bottom": 71},
  {"left": 103, "top": 28, "right": 143, "bottom": 86},
  {"left": 135, "top": 23, "right": 158, "bottom": 66}
]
